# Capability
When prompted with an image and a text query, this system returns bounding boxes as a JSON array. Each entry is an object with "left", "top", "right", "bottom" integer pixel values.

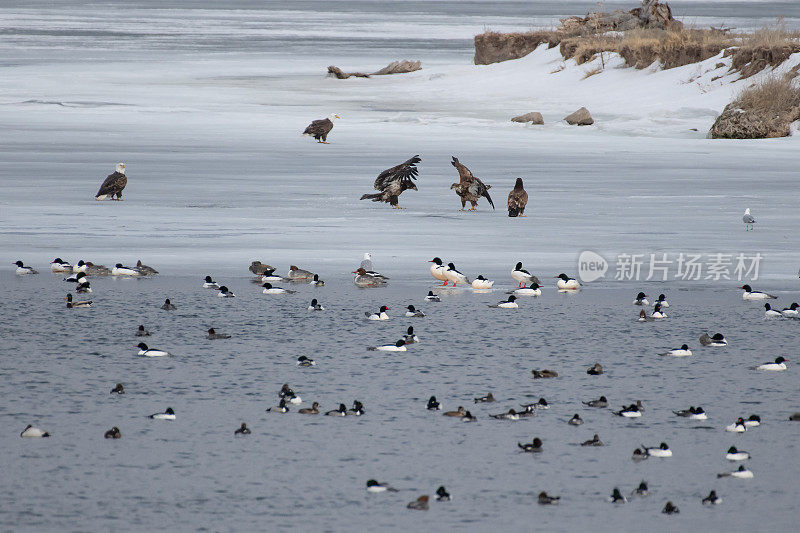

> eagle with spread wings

[
  {"left": 359, "top": 155, "right": 420, "bottom": 209},
  {"left": 450, "top": 157, "right": 494, "bottom": 211}
]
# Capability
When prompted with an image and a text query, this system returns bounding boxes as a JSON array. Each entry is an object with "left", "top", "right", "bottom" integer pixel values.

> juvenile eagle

[
  {"left": 450, "top": 157, "right": 494, "bottom": 211},
  {"left": 360, "top": 155, "right": 420, "bottom": 209},
  {"left": 507, "top": 177, "right": 528, "bottom": 217},
  {"left": 95, "top": 163, "right": 127, "bottom": 201},
  {"left": 302, "top": 114, "right": 340, "bottom": 143}
]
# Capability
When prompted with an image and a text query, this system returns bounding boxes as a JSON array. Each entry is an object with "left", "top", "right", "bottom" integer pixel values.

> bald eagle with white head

[
  {"left": 303, "top": 114, "right": 340, "bottom": 143},
  {"left": 360, "top": 155, "right": 420, "bottom": 209},
  {"left": 450, "top": 157, "right": 494, "bottom": 211},
  {"left": 95, "top": 163, "right": 127, "bottom": 201}
]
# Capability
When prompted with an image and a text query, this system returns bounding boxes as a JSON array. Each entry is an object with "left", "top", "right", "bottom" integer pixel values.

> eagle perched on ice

[
  {"left": 95, "top": 163, "right": 127, "bottom": 201},
  {"left": 507, "top": 177, "right": 528, "bottom": 217},
  {"left": 303, "top": 114, "right": 340, "bottom": 143},
  {"left": 450, "top": 157, "right": 494, "bottom": 211},
  {"left": 359, "top": 155, "right": 420, "bottom": 209}
]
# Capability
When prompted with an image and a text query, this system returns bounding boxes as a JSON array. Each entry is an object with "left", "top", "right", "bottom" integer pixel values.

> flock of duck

[{"left": 12, "top": 252, "right": 798, "bottom": 514}]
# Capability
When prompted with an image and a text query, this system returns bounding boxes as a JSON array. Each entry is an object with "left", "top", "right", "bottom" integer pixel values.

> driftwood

[
  {"left": 327, "top": 66, "right": 370, "bottom": 79},
  {"left": 327, "top": 60, "right": 421, "bottom": 79}
]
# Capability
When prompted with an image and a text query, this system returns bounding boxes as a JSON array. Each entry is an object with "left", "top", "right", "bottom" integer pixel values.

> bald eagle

[
  {"left": 303, "top": 114, "right": 340, "bottom": 143},
  {"left": 507, "top": 177, "right": 528, "bottom": 217},
  {"left": 359, "top": 155, "right": 420, "bottom": 209},
  {"left": 95, "top": 163, "right": 127, "bottom": 201},
  {"left": 450, "top": 157, "right": 494, "bottom": 211}
]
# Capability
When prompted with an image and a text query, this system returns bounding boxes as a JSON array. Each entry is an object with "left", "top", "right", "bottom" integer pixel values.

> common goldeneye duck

[
  {"left": 64, "top": 272, "right": 87, "bottom": 283},
  {"left": 474, "top": 392, "right": 495, "bottom": 403},
  {"left": 325, "top": 403, "right": 347, "bottom": 416},
  {"left": 654, "top": 293, "right": 669, "bottom": 307},
  {"left": 104, "top": 426, "right": 121, "bottom": 439},
  {"left": 764, "top": 303, "right": 783, "bottom": 318},
  {"left": 490, "top": 409, "right": 519, "bottom": 420},
  {"left": 717, "top": 465, "right": 753, "bottom": 479},
  {"left": 206, "top": 328, "right": 231, "bottom": 340},
  {"left": 614, "top": 405, "right": 641, "bottom": 417},
  {"left": 110, "top": 383, "right": 124, "bottom": 394},
  {"left": 660, "top": 344, "right": 692, "bottom": 357},
  {"left": 583, "top": 396, "right": 608, "bottom": 408},
  {"left": 673, "top": 406, "right": 707, "bottom": 420},
  {"left": 532, "top": 397, "right": 550, "bottom": 409},
  {"left": 287, "top": 265, "right": 314, "bottom": 281},
  {"left": 471, "top": 275, "right": 494, "bottom": 289},
  {"left": 296, "top": 355, "right": 316, "bottom": 367},
  {"left": 609, "top": 488, "right": 627, "bottom": 504},
  {"left": 461, "top": 411, "right": 477, "bottom": 422},
  {"left": 261, "top": 273, "right": 284, "bottom": 282},
  {"left": 136, "top": 325, "right": 150, "bottom": 337},
  {"left": 262, "top": 283, "right": 295, "bottom": 294},
  {"left": 537, "top": 491, "right": 559, "bottom": 505},
  {"left": 741, "top": 284, "right": 776, "bottom": 300},
  {"left": 137, "top": 343, "right": 170, "bottom": 357},
  {"left": 14, "top": 261, "right": 38, "bottom": 275},
  {"left": 662, "top": 501, "right": 679, "bottom": 514},
  {"left": 76, "top": 281, "right": 92, "bottom": 293},
  {"left": 348, "top": 400, "right": 365, "bottom": 416},
  {"left": 555, "top": 273, "right": 580, "bottom": 290},
  {"left": 632, "top": 481, "right": 649, "bottom": 497},
  {"left": 160, "top": 299, "right": 176, "bottom": 310},
  {"left": 267, "top": 399, "right": 290, "bottom": 413},
  {"left": 65, "top": 293, "right": 92, "bottom": 308},
  {"left": 489, "top": 295, "right": 518, "bottom": 308},
  {"left": 581, "top": 434, "right": 603, "bottom": 446},
  {"left": 726, "top": 446, "right": 750, "bottom": 461},
  {"left": 217, "top": 286, "right": 235, "bottom": 298},
  {"left": 631, "top": 448, "right": 648, "bottom": 461},
  {"left": 744, "top": 415, "right": 761, "bottom": 427},
  {"left": 531, "top": 369, "right": 558, "bottom": 379},
  {"left": 568, "top": 414, "right": 584, "bottom": 426},
  {"left": 112, "top": 263, "right": 140, "bottom": 276},
  {"left": 278, "top": 384, "right": 302, "bottom": 404},
  {"left": 651, "top": 303, "right": 667, "bottom": 318},
  {"left": 700, "top": 332, "right": 727, "bottom": 346},
  {"left": 702, "top": 490, "right": 722, "bottom": 505},
  {"left": 365, "top": 306, "right": 390, "bottom": 320},
  {"left": 435, "top": 486, "right": 451, "bottom": 502},
  {"left": 443, "top": 406, "right": 466, "bottom": 417},
  {"left": 755, "top": 356, "right": 787, "bottom": 371},
  {"left": 424, "top": 291, "right": 441, "bottom": 302},
  {"left": 203, "top": 275, "right": 220, "bottom": 289},
  {"left": 234, "top": 423, "right": 251, "bottom": 435},
  {"left": 50, "top": 258, "right": 72, "bottom": 272},
  {"left": 511, "top": 262, "right": 538, "bottom": 288},
  {"left": 444, "top": 262, "right": 469, "bottom": 287},
  {"left": 586, "top": 363, "right": 603, "bottom": 375},
  {"left": 308, "top": 299, "right": 325, "bottom": 311},
  {"left": 367, "top": 339, "right": 406, "bottom": 352},
  {"left": 427, "top": 396, "right": 441, "bottom": 410},
  {"left": 366, "top": 479, "right": 398, "bottom": 493},
  {"left": 637, "top": 309, "right": 653, "bottom": 322},
  {"left": 403, "top": 326, "right": 419, "bottom": 344},
  {"left": 644, "top": 442, "right": 672, "bottom": 457},
  {"left": 781, "top": 302, "right": 799, "bottom": 317},
  {"left": 517, "top": 405, "right": 536, "bottom": 418},
  {"left": 20, "top": 425, "right": 50, "bottom": 438},
  {"left": 407, "top": 495, "right": 429, "bottom": 511},
  {"left": 518, "top": 437, "right": 543, "bottom": 452},
  {"left": 511, "top": 282, "right": 542, "bottom": 296},
  {"left": 150, "top": 407, "right": 176, "bottom": 420},
  {"left": 633, "top": 292, "right": 649, "bottom": 305},
  {"left": 309, "top": 274, "right": 325, "bottom": 286},
  {"left": 726, "top": 418, "right": 747, "bottom": 432},
  {"left": 298, "top": 402, "right": 320, "bottom": 414},
  {"left": 405, "top": 305, "right": 425, "bottom": 317}
]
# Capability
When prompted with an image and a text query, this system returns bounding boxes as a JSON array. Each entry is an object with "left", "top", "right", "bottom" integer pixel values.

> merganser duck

[
  {"left": 726, "top": 446, "right": 750, "bottom": 461},
  {"left": 644, "top": 442, "right": 672, "bottom": 457},
  {"left": 136, "top": 325, "right": 150, "bottom": 337},
  {"left": 662, "top": 501, "right": 680, "bottom": 514},
  {"left": 50, "top": 258, "right": 72, "bottom": 272},
  {"left": 74, "top": 260, "right": 110, "bottom": 276},
  {"left": 64, "top": 272, "right": 87, "bottom": 284},
  {"left": 518, "top": 437, "right": 543, "bottom": 452},
  {"left": 435, "top": 486, "right": 451, "bottom": 502},
  {"left": 262, "top": 283, "right": 295, "bottom": 294},
  {"left": 702, "top": 490, "right": 722, "bottom": 505},
  {"left": 325, "top": 404, "right": 347, "bottom": 416},
  {"left": 136, "top": 260, "right": 158, "bottom": 275},
  {"left": 673, "top": 406, "right": 707, "bottom": 420},
  {"left": 531, "top": 369, "right": 558, "bottom": 378},
  {"left": 511, "top": 282, "right": 541, "bottom": 296},
  {"left": 161, "top": 298, "right": 176, "bottom": 310},
  {"left": 309, "top": 274, "right": 325, "bottom": 286},
  {"left": 234, "top": 423, "right": 250, "bottom": 435},
  {"left": 14, "top": 261, "right": 38, "bottom": 275},
  {"left": 267, "top": 399, "right": 290, "bottom": 413},
  {"left": 308, "top": 299, "right": 325, "bottom": 311},
  {"left": 203, "top": 276, "right": 220, "bottom": 289},
  {"left": 405, "top": 305, "right": 425, "bottom": 317},
  {"left": 764, "top": 303, "right": 782, "bottom": 318},
  {"left": 609, "top": 488, "right": 627, "bottom": 504},
  {"left": 65, "top": 293, "right": 92, "bottom": 308},
  {"left": 249, "top": 261, "right": 275, "bottom": 276},
  {"left": 581, "top": 434, "right": 603, "bottom": 446},
  {"left": 700, "top": 333, "right": 727, "bottom": 346},
  {"left": 365, "top": 306, "right": 389, "bottom": 320},
  {"left": 279, "top": 384, "right": 302, "bottom": 404},
  {"left": 353, "top": 268, "right": 387, "bottom": 287},
  {"left": 717, "top": 465, "right": 753, "bottom": 479},
  {"left": 403, "top": 326, "right": 419, "bottom": 344},
  {"left": 357, "top": 254, "right": 388, "bottom": 281},
  {"left": 150, "top": 407, "right": 176, "bottom": 420},
  {"left": 632, "top": 448, "right": 648, "bottom": 461},
  {"left": 104, "top": 427, "right": 121, "bottom": 439},
  {"left": 633, "top": 292, "right": 649, "bottom": 305},
  {"left": 110, "top": 383, "right": 124, "bottom": 394},
  {"left": 586, "top": 363, "right": 603, "bottom": 375},
  {"left": 490, "top": 409, "right": 519, "bottom": 420},
  {"left": 660, "top": 344, "right": 692, "bottom": 357},
  {"left": 368, "top": 340, "right": 406, "bottom": 352},
  {"left": 474, "top": 392, "right": 495, "bottom": 403},
  {"left": 654, "top": 293, "right": 669, "bottom": 307},
  {"left": 296, "top": 355, "right": 316, "bottom": 366},
  {"left": 781, "top": 302, "right": 799, "bottom": 317},
  {"left": 745, "top": 415, "right": 760, "bottom": 427},
  {"left": 407, "top": 495, "right": 429, "bottom": 511},
  {"left": 424, "top": 291, "right": 440, "bottom": 302},
  {"left": 489, "top": 295, "right": 518, "bottom": 308},
  {"left": 287, "top": 265, "right": 314, "bottom": 281},
  {"left": 443, "top": 406, "right": 466, "bottom": 417},
  {"left": 112, "top": 263, "right": 140, "bottom": 276},
  {"left": 366, "top": 479, "right": 398, "bottom": 493},
  {"left": 461, "top": 411, "right": 477, "bottom": 422},
  {"left": 76, "top": 281, "right": 92, "bottom": 293},
  {"left": 206, "top": 328, "right": 231, "bottom": 340},
  {"left": 20, "top": 425, "right": 50, "bottom": 438},
  {"left": 511, "top": 262, "right": 538, "bottom": 288},
  {"left": 444, "top": 263, "right": 469, "bottom": 287},
  {"left": 427, "top": 396, "right": 441, "bottom": 410},
  {"left": 428, "top": 257, "right": 449, "bottom": 285},
  {"left": 741, "top": 284, "right": 776, "bottom": 300},
  {"left": 614, "top": 405, "right": 641, "bottom": 417},
  {"left": 348, "top": 400, "right": 365, "bottom": 416},
  {"left": 261, "top": 273, "right": 284, "bottom": 282},
  {"left": 632, "top": 481, "right": 649, "bottom": 497},
  {"left": 755, "top": 356, "right": 787, "bottom": 371},
  {"left": 217, "top": 286, "right": 235, "bottom": 298},
  {"left": 568, "top": 414, "right": 584, "bottom": 426},
  {"left": 583, "top": 396, "right": 608, "bottom": 408},
  {"left": 298, "top": 402, "right": 320, "bottom": 414},
  {"left": 638, "top": 309, "right": 654, "bottom": 322},
  {"left": 136, "top": 343, "right": 169, "bottom": 357},
  {"left": 652, "top": 303, "right": 667, "bottom": 318},
  {"left": 556, "top": 273, "right": 580, "bottom": 290},
  {"left": 471, "top": 275, "right": 494, "bottom": 289},
  {"left": 537, "top": 491, "right": 559, "bottom": 504}
]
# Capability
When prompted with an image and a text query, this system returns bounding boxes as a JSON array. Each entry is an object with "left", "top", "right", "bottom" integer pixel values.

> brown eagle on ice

[
  {"left": 302, "top": 114, "right": 340, "bottom": 143},
  {"left": 450, "top": 157, "right": 494, "bottom": 211},
  {"left": 95, "top": 163, "right": 127, "bottom": 201},
  {"left": 359, "top": 155, "right": 420, "bottom": 209},
  {"left": 507, "top": 177, "right": 528, "bottom": 217}
]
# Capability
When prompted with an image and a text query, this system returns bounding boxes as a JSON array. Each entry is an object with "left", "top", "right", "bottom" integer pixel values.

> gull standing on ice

[{"left": 742, "top": 208, "right": 756, "bottom": 231}]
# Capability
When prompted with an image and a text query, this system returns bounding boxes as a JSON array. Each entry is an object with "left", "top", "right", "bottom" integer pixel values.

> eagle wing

[
  {"left": 451, "top": 157, "right": 475, "bottom": 186},
  {"left": 469, "top": 177, "right": 495, "bottom": 209},
  {"left": 96, "top": 172, "right": 127, "bottom": 197},
  {"left": 508, "top": 188, "right": 528, "bottom": 212},
  {"left": 374, "top": 155, "right": 420, "bottom": 191},
  {"left": 303, "top": 118, "right": 333, "bottom": 137}
]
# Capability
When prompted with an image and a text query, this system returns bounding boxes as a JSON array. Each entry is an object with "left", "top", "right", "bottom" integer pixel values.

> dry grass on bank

[{"left": 734, "top": 75, "right": 800, "bottom": 114}]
